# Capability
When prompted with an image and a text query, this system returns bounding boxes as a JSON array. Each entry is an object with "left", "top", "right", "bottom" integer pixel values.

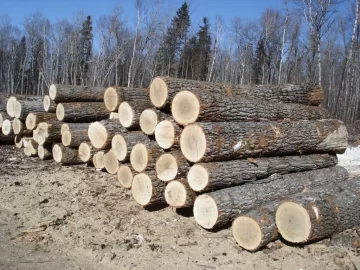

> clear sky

[{"left": 1, "top": 0, "right": 284, "bottom": 29}]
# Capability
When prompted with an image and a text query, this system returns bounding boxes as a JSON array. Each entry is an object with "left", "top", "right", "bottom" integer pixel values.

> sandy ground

[{"left": 0, "top": 145, "right": 359, "bottom": 270}]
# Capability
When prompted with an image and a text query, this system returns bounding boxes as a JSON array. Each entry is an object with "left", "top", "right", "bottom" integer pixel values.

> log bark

[
  {"left": 276, "top": 178, "right": 360, "bottom": 244},
  {"left": 43, "top": 95, "right": 56, "bottom": 113},
  {"left": 188, "top": 154, "right": 338, "bottom": 192},
  {"left": 130, "top": 141, "right": 164, "bottom": 172},
  {"left": 111, "top": 131, "right": 149, "bottom": 162},
  {"left": 0, "top": 112, "right": 4, "bottom": 128},
  {"left": 34, "top": 121, "right": 62, "bottom": 146},
  {"left": 60, "top": 123, "right": 90, "bottom": 135},
  {"left": 0, "top": 132, "right": 14, "bottom": 143},
  {"left": 88, "top": 120, "right": 128, "bottom": 149},
  {"left": 78, "top": 141, "right": 96, "bottom": 163},
  {"left": 139, "top": 108, "right": 168, "bottom": 135},
  {"left": 56, "top": 102, "right": 109, "bottom": 122},
  {"left": 6, "top": 95, "right": 42, "bottom": 118},
  {"left": 156, "top": 151, "right": 190, "bottom": 181},
  {"left": 118, "top": 100, "right": 152, "bottom": 129},
  {"left": 25, "top": 112, "right": 57, "bottom": 130},
  {"left": 193, "top": 166, "right": 348, "bottom": 229},
  {"left": 155, "top": 119, "right": 182, "bottom": 149},
  {"left": 62, "top": 129, "right": 88, "bottom": 147},
  {"left": 165, "top": 179, "right": 197, "bottom": 208},
  {"left": 171, "top": 90, "right": 329, "bottom": 126},
  {"left": 117, "top": 164, "right": 135, "bottom": 189},
  {"left": 14, "top": 100, "right": 44, "bottom": 120},
  {"left": 180, "top": 120, "right": 348, "bottom": 163},
  {"left": 49, "top": 84, "right": 104, "bottom": 102},
  {"left": 14, "top": 135, "right": 23, "bottom": 148},
  {"left": 38, "top": 145, "right": 53, "bottom": 160},
  {"left": 104, "top": 86, "right": 149, "bottom": 111},
  {"left": 52, "top": 143, "right": 84, "bottom": 165},
  {"left": 150, "top": 76, "right": 324, "bottom": 109}
]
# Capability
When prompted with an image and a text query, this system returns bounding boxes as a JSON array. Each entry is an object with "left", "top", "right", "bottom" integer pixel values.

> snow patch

[{"left": 337, "top": 146, "right": 360, "bottom": 177}]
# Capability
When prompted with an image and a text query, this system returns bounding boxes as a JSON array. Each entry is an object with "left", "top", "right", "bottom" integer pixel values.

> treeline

[{"left": 0, "top": 0, "right": 359, "bottom": 122}]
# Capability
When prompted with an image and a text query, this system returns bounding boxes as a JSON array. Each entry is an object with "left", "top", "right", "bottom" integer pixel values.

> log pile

[{"left": 1, "top": 77, "right": 358, "bottom": 253}]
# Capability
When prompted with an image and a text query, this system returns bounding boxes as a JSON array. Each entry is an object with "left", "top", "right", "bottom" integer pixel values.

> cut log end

[
  {"left": 15, "top": 135, "right": 23, "bottom": 148},
  {"left": 130, "top": 143, "right": 149, "bottom": 172},
  {"left": 43, "top": 95, "right": 52, "bottom": 112},
  {"left": 49, "top": 84, "right": 57, "bottom": 100},
  {"left": 149, "top": 77, "right": 168, "bottom": 108},
  {"left": 93, "top": 151, "right": 105, "bottom": 169},
  {"left": 232, "top": 216, "right": 263, "bottom": 251},
  {"left": 13, "top": 101, "right": 22, "bottom": 119},
  {"left": 38, "top": 145, "right": 52, "bottom": 160},
  {"left": 25, "top": 113, "right": 36, "bottom": 130},
  {"left": 193, "top": 195, "right": 219, "bottom": 229},
  {"left": 2, "top": 119, "right": 12, "bottom": 135},
  {"left": 61, "top": 130, "right": 72, "bottom": 146},
  {"left": 52, "top": 144, "right": 63, "bottom": 163},
  {"left": 117, "top": 165, "right": 133, "bottom": 189},
  {"left": 140, "top": 109, "right": 158, "bottom": 135},
  {"left": 6, "top": 96, "right": 17, "bottom": 117},
  {"left": 187, "top": 164, "right": 209, "bottom": 192},
  {"left": 118, "top": 102, "right": 134, "bottom": 128},
  {"left": 78, "top": 142, "right": 92, "bottom": 162},
  {"left": 0, "top": 113, "right": 3, "bottom": 128},
  {"left": 172, "top": 91, "right": 200, "bottom": 125},
  {"left": 180, "top": 124, "right": 206, "bottom": 162},
  {"left": 56, "top": 103, "right": 65, "bottom": 121},
  {"left": 164, "top": 180, "right": 189, "bottom": 208},
  {"left": 276, "top": 202, "right": 311, "bottom": 243},
  {"left": 104, "top": 86, "right": 119, "bottom": 111},
  {"left": 155, "top": 120, "right": 176, "bottom": 149},
  {"left": 88, "top": 122, "right": 108, "bottom": 149},
  {"left": 111, "top": 134, "right": 127, "bottom": 161},
  {"left": 156, "top": 153, "right": 178, "bottom": 181},
  {"left": 131, "top": 173, "right": 154, "bottom": 206},
  {"left": 61, "top": 123, "right": 69, "bottom": 135},
  {"left": 104, "top": 150, "right": 119, "bottom": 174},
  {"left": 13, "top": 118, "right": 23, "bottom": 135}
]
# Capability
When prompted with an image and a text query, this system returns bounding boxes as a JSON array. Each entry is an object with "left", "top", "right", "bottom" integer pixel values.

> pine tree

[
  {"left": 194, "top": 17, "right": 211, "bottom": 81},
  {"left": 252, "top": 38, "right": 266, "bottom": 84},
  {"left": 14, "top": 36, "right": 27, "bottom": 93},
  {"left": 79, "top": 16, "right": 93, "bottom": 85}
]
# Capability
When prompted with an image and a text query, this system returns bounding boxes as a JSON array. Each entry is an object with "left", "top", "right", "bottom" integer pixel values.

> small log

[
  {"left": 24, "top": 139, "right": 39, "bottom": 157},
  {"left": 56, "top": 102, "right": 109, "bottom": 122},
  {"left": 52, "top": 143, "right": 84, "bottom": 164},
  {"left": 60, "top": 123, "right": 90, "bottom": 135},
  {"left": 12, "top": 118, "right": 25, "bottom": 135},
  {"left": 139, "top": 108, "right": 168, "bottom": 135},
  {"left": 14, "top": 135, "right": 23, "bottom": 148},
  {"left": 117, "top": 164, "right": 134, "bottom": 189},
  {"left": 111, "top": 132, "right": 149, "bottom": 162},
  {"left": 93, "top": 151, "right": 105, "bottom": 170},
  {"left": 149, "top": 76, "right": 324, "bottom": 108},
  {"left": 0, "top": 112, "right": 4, "bottom": 128},
  {"left": 43, "top": 95, "right": 57, "bottom": 112},
  {"left": 2, "top": 119, "right": 13, "bottom": 136},
  {"left": 193, "top": 166, "right": 348, "bottom": 229},
  {"left": 130, "top": 142, "right": 164, "bottom": 172},
  {"left": 165, "top": 179, "right": 197, "bottom": 208},
  {"left": 103, "top": 149, "right": 119, "bottom": 174},
  {"left": 276, "top": 178, "right": 360, "bottom": 244},
  {"left": 14, "top": 100, "right": 44, "bottom": 120},
  {"left": 34, "top": 121, "right": 62, "bottom": 146},
  {"left": 156, "top": 151, "right": 190, "bottom": 181},
  {"left": 187, "top": 154, "right": 338, "bottom": 192},
  {"left": 232, "top": 201, "right": 279, "bottom": 251},
  {"left": 88, "top": 120, "right": 127, "bottom": 149},
  {"left": 118, "top": 100, "right": 152, "bottom": 129},
  {"left": 131, "top": 172, "right": 167, "bottom": 206},
  {"left": 78, "top": 142, "right": 96, "bottom": 163},
  {"left": 103, "top": 86, "right": 149, "bottom": 111},
  {"left": 155, "top": 119, "right": 182, "bottom": 149},
  {"left": 25, "top": 112, "right": 57, "bottom": 130},
  {"left": 38, "top": 145, "right": 53, "bottom": 160},
  {"left": 62, "top": 129, "right": 88, "bottom": 147},
  {"left": 180, "top": 120, "right": 348, "bottom": 163},
  {"left": 49, "top": 84, "right": 104, "bottom": 102}
]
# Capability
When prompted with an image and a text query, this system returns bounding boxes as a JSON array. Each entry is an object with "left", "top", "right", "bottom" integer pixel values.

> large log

[
  {"left": 131, "top": 172, "right": 167, "bottom": 206},
  {"left": 130, "top": 142, "right": 164, "bottom": 172},
  {"left": 180, "top": 120, "right": 348, "bottom": 163},
  {"left": 165, "top": 179, "right": 197, "bottom": 208},
  {"left": 171, "top": 90, "right": 329, "bottom": 126},
  {"left": 13, "top": 119, "right": 32, "bottom": 136},
  {"left": 49, "top": 84, "right": 104, "bottom": 102},
  {"left": 78, "top": 141, "right": 96, "bottom": 163},
  {"left": 276, "top": 178, "right": 360, "bottom": 244},
  {"left": 56, "top": 102, "right": 109, "bottom": 122},
  {"left": 88, "top": 120, "right": 127, "bottom": 149},
  {"left": 103, "top": 149, "right": 119, "bottom": 174},
  {"left": 14, "top": 100, "right": 44, "bottom": 120},
  {"left": 188, "top": 154, "right": 338, "bottom": 192},
  {"left": 149, "top": 77, "right": 324, "bottom": 109},
  {"left": 43, "top": 95, "right": 56, "bottom": 112},
  {"left": 111, "top": 132, "right": 149, "bottom": 162},
  {"left": 103, "top": 86, "right": 149, "bottom": 111},
  {"left": 156, "top": 151, "right": 190, "bottom": 181},
  {"left": 117, "top": 164, "right": 134, "bottom": 189},
  {"left": 62, "top": 129, "right": 88, "bottom": 147},
  {"left": 26, "top": 112, "right": 57, "bottom": 130},
  {"left": 6, "top": 96, "right": 17, "bottom": 117},
  {"left": 34, "top": 121, "right": 62, "bottom": 146},
  {"left": 52, "top": 143, "right": 84, "bottom": 165},
  {"left": 193, "top": 166, "right": 348, "bottom": 229},
  {"left": 118, "top": 100, "right": 152, "bottom": 129},
  {"left": 139, "top": 108, "right": 168, "bottom": 135},
  {"left": 155, "top": 119, "right": 182, "bottom": 149}
]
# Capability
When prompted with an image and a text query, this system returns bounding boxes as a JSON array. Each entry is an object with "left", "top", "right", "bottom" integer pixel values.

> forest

[{"left": 0, "top": 0, "right": 359, "bottom": 123}]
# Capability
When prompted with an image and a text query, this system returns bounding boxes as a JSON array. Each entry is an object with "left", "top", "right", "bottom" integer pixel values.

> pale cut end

[
  {"left": 36, "top": 122, "right": 49, "bottom": 145},
  {"left": 180, "top": 124, "right": 206, "bottom": 162},
  {"left": 79, "top": 142, "right": 92, "bottom": 162},
  {"left": 12, "top": 118, "right": 23, "bottom": 135},
  {"left": 6, "top": 96, "right": 17, "bottom": 117},
  {"left": 88, "top": 122, "right": 108, "bottom": 149},
  {"left": 49, "top": 84, "right": 57, "bottom": 100},
  {"left": 232, "top": 216, "right": 263, "bottom": 251},
  {"left": 61, "top": 123, "right": 69, "bottom": 135},
  {"left": 56, "top": 103, "right": 65, "bottom": 121},
  {"left": 276, "top": 202, "right": 311, "bottom": 243},
  {"left": 2, "top": 119, "right": 12, "bottom": 135},
  {"left": 130, "top": 143, "right": 149, "bottom": 172},
  {"left": 52, "top": 144, "right": 62, "bottom": 163},
  {"left": 172, "top": 91, "right": 200, "bottom": 125},
  {"left": 104, "top": 86, "right": 119, "bottom": 111},
  {"left": 118, "top": 102, "right": 134, "bottom": 128},
  {"left": 103, "top": 150, "right": 119, "bottom": 174},
  {"left": 43, "top": 95, "right": 51, "bottom": 111},
  {"left": 164, "top": 181, "right": 188, "bottom": 208},
  {"left": 15, "top": 135, "right": 23, "bottom": 148},
  {"left": 131, "top": 173, "right": 153, "bottom": 206},
  {"left": 38, "top": 145, "right": 47, "bottom": 159},
  {"left": 117, "top": 165, "right": 133, "bottom": 189},
  {"left": 111, "top": 134, "right": 127, "bottom": 161},
  {"left": 13, "top": 101, "right": 22, "bottom": 119},
  {"left": 149, "top": 77, "right": 168, "bottom": 108},
  {"left": 156, "top": 153, "right": 178, "bottom": 181},
  {"left": 0, "top": 113, "right": 3, "bottom": 128},
  {"left": 24, "top": 140, "right": 38, "bottom": 157},
  {"left": 193, "top": 195, "right": 218, "bottom": 229},
  {"left": 25, "top": 113, "right": 36, "bottom": 130},
  {"left": 93, "top": 151, "right": 105, "bottom": 169},
  {"left": 140, "top": 109, "right": 158, "bottom": 135},
  {"left": 155, "top": 120, "right": 175, "bottom": 149},
  {"left": 109, "top": 112, "right": 119, "bottom": 120},
  {"left": 62, "top": 130, "right": 72, "bottom": 146},
  {"left": 187, "top": 164, "right": 209, "bottom": 192}
]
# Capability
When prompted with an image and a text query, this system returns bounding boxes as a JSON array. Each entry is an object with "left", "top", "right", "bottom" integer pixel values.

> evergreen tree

[
  {"left": 14, "top": 36, "right": 27, "bottom": 93},
  {"left": 252, "top": 38, "right": 266, "bottom": 84},
  {"left": 194, "top": 17, "right": 211, "bottom": 81},
  {"left": 79, "top": 16, "right": 93, "bottom": 85}
]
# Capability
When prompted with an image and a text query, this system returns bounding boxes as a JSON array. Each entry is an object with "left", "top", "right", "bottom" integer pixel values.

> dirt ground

[{"left": 0, "top": 145, "right": 359, "bottom": 270}]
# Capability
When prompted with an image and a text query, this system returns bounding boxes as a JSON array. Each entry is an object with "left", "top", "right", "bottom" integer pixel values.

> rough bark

[
  {"left": 193, "top": 166, "right": 348, "bottom": 229},
  {"left": 180, "top": 120, "right": 348, "bottom": 163},
  {"left": 43, "top": 95, "right": 57, "bottom": 113},
  {"left": 188, "top": 154, "right": 338, "bottom": 192},
  {"left": 14, "top": 100, "right": 44, "bottom": 120},
  {"left": 118, "top": 100, "right": 153, "bottom": 129},
  {"left": 164, "top": 179, "right": 197, "bottom": 208},
  {"left": 52, "top": 143, "right": 84, "bottom": 165},
  {"left": 26, "top": 112, "right": 57, "bottom": 130},
  {"left": 61, "top": 123, "right": 90, "bottom": 135},
  {"left": 88, "top": 120, "right": 128, "bottom": 149},
  {"left": 34, "top": 121, "right": 62, "bottom": 146},
  {"left": 49, "top": 84, "right": 104, "bottom": 102},
  {"left": 111, "top": 131, "right": 149, "bottom": 162},
  {"left": 56, "top": 102, "right": 109, "bottom": 122},
  {"left": 38, "top": 145, "right": 53, "bottom": 160},
  {"left": 62, "top": 129, "right": 88, "bottom": 147},
  {"left": 104, "top": 86, "right": 150, "bottom": 111}
]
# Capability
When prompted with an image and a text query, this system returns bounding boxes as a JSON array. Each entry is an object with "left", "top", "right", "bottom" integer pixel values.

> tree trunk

[
  {"left": 156, "top": 151, "right": 190, "bottom": 181},
  {"left": 56, "top": 102, "right": 109, "bottom": 122},
  {"left": 52, "top": 143, "right": 84, "bottom": 165},
  {"left": 25, "top": 112, "right": 57, "bottom": 130},
  {"left": 14, "top": 100, "right": 44, "bottom": 120},
  {"left": 111, "top": 132, "right": 149, "bottom": 162},
  {"left": 78, "top": 141, "right": 97, "bottom": 163},
  {"left": 62, "top": 129, "right": 88, "bottom": 147},
  {"left": 180, "top": 120, "right": 348, "bottom": 163},
  {"left": 34, "top": 121, "right": 62, "bottom": 146},
  {"left": 155, "top": 119, "right": 182, "bottom": 149},
  {"left": 171, "top": 90, "right": 329, "bottom": 126},
  {"left": 43, "top": 95, "right": 56, "bottom": 112},
  {"left": 49, "top": 84, "right": 104, "bottom": 102},
  {"left": 88, "top": 120, "right": 128, "bottom": 149},
  {"left": 165, "top": 179, "right": 197, "bottom": 208},
  {"left": 150, "top": 77, "right": 324, "bottom": 109},
  {"left": 193, "top": 166, "right": 348, "bottom": 229},
  {"left": 139, "top": 108, "right": 168, "bottom": 135},
  {"left": 188, "top": 154, "right": 337, "bottom": 192},
  {"left": 118, "top": 100, "right": 152, "bottom": 129},
  {"left": 104, "top": 86, "right": 149, "bottom": 112},
  {"left": 60, "top": 123, "right": 90, "bottom": 135}
]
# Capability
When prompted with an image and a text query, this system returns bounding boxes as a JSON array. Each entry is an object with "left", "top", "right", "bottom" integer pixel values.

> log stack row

[{"left": 0, "top": 77, "right": 357, "bottom": 253}]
